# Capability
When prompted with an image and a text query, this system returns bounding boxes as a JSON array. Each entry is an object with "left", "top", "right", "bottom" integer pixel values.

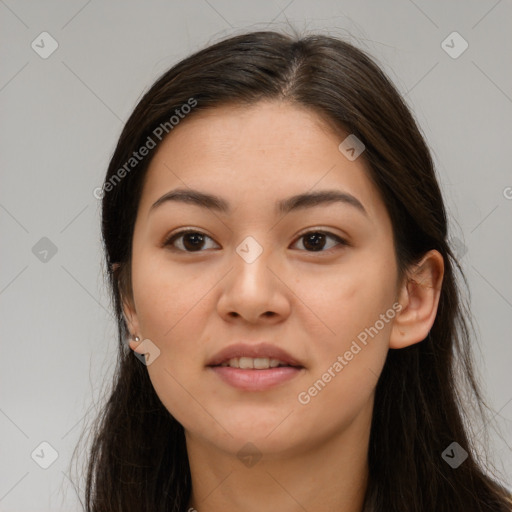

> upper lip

[{"left": 207, "top": 342, "right": 304, "bottom": 368}]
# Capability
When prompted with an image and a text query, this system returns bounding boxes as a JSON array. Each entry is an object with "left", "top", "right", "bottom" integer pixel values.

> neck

[{"left": 185, "top": 401, "right": 372, "bottom": 512}]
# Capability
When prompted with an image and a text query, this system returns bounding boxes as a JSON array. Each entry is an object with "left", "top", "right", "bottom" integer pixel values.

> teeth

[
  {"left": 254, "top": 357, "right": 273, "bottom": 369},
  {"left": 219, "top": 357, "right": 285, "bottom": 369},
  {"left": 240, "top": 357, "right": 254, "bottom": 369}
]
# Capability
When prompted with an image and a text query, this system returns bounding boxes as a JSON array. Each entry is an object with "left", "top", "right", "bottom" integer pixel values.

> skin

[{"left": 122, "top": 101, "right": 444, "bottom": 512}]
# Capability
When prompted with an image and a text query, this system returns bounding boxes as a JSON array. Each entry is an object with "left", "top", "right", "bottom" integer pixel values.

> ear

[
  {"left": 122, "top": 295, "right": 144, "bottom": 353},
  {"left": 116, "top": 268, "right": 143, "bottom": 354},
  {"left": 390, "top": 249, "right": 444, "bottom": 349}
]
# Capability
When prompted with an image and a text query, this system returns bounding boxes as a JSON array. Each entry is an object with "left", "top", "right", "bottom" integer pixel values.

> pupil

[
  {"left": 304, "top": 233, "right": 325, "bottom": 251},
  {"left": 181, "top": 232, "right": 327, "bottom": 252},
  {"left": 184, "top": 233, "right": 204, "bottom": 251}
]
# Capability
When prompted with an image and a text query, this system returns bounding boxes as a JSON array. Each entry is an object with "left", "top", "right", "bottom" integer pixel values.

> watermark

[
  {"left": 31, "top": 31, "right": 59, "bottom": 59},
  {"left": 32, "top": 236, "right": 58, "bottom": 263},
  {"left": 338, "top": 134, "right": 365, "bottom": 161},
  {"left": 449, "top": 236, "right": 468, "bottom": 259},
  {"left": 441, "top": 31, "right": 469, "bottom": 59},
  {"left": 31, "top": 441, "right": 59, "bottom": 469},
  {"left": 237, "top": 441, "right": 263, "bottom": 468},
  {"left": 131, "top": 338, "right": 161, "bottom": 366},
  {"left": 297, "top": 302, "right": 403, "bottom": 405},
  {"left": 93, "top": 97, "right": 197, "bottom": 199},
  {"left": 441, "top": 441, "right": 468, "bottom": 468},
  {"left": 236, "top": 236, "right": 263, "bottom": 264}
]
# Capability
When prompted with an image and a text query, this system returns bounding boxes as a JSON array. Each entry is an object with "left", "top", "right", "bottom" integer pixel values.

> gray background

[{"left": 1, "top": 1, "right": 511, "bottom": 510}]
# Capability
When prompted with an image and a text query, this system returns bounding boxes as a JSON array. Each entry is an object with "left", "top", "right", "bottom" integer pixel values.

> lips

[{"left": 207, "top": 342, "right": 304, "bottom": 368}]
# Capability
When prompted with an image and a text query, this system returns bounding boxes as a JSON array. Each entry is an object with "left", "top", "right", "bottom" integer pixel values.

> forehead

[{"left": 137, "top": 101, "right": 390, "bottom": 225}]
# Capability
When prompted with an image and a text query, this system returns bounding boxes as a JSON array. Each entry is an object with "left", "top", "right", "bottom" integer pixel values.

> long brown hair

[{"left": 73, "top": 29, "right": 512, "bottom": 511}]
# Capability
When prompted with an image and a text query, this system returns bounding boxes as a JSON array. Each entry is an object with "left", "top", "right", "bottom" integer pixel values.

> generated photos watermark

[
  {"left": 93, "top": 97, "right": 197, "bottom": 199},
  {"left": 297, "top": 301, "right": 403, "bottom": 405}
]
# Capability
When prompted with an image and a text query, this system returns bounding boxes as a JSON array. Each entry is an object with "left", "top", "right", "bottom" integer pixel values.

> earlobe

[
  {"left": 115, "top": 263, "right": 141, "bottom": 347},
  {"left": 389, "top": 249, "right": 444, "bottom": 349},
  {"left": 121, "top": 295, "right": 141, "bottom": 349},
  {"left": 129, "top": 335, "right": 144, "bottom": 354}
]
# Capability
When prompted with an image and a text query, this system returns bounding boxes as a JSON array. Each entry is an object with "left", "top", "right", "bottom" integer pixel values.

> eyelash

[{"left": 162, "top": 228, "right": 348, "bottom": 254}]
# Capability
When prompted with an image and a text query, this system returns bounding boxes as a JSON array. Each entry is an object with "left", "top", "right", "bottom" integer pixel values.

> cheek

[
  {"left": 296, "top": 251, "right": 397, "bottom": 345},
  {"left": 132, "top": 250, "right": 211, "bottom": 340},
  {"left": 130, "top": 256, "right": 215, "bottom": 427},
  {"left": 292, "top": 253, "right": 396, "bottom": 405}
]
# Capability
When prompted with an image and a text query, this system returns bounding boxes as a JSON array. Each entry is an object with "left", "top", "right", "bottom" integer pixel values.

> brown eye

[
  {"left": 291, "top": 231, "right": 347, "bottom": 252},
  {"left": 163, "top": 229, "right": 347, "bottom": 253},
  {"left": 163, "top": 230, "right": 219, "bottom": 252}
]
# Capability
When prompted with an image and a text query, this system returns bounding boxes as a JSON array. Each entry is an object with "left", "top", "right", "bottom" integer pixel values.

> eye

[
  {"left": 163, "top": 229, "right": 348, "bottom": 253},
  {"left": 163, "top": 229, "right": 219, "bottom": 252},
  {"left": 290, "top": 230, "right": 348, "bottom": 253}
]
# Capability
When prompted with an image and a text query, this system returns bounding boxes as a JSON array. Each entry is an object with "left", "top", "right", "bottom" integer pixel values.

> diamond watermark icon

[
  {"left": 132, "top": 338, "right": 161, "bottom": 366},
  {"left": 236, "top": 236, "right": 263, "bottom": 264},
  {"left": 441, "top": 441, "right": 468, "bottom": 468},
  {"left": 32, "top": 237, "right": 58, "bottom": 263},
  {"left": 450, "top": 236, "right": 468, "bottom": 259},
  {"left": 338, "top": 134, "right": 365, "bottom": 161},
  {"left": 237, "top": 442, "right": 262, "bottom": 468},
  {"left": 31, "top": 441, "right": 59, "bottom": 469},
  {"left": 441, "top": 32, "right": 468, "bottom": 59},
  {"left": 31, "top": 32, "right": 59, "bottom": 59}
]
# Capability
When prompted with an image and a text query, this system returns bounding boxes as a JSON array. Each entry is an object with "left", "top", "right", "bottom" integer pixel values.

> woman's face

[{"left": 124, "top": 101, "right": 400, "bottom": 457}]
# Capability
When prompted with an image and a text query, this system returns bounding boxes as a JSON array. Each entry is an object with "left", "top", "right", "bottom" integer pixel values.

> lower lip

[{"left": 208, "top": 366, "right": 303, "bottom": 391}]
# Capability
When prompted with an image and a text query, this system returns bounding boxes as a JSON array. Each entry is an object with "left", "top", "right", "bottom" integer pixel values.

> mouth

[
  {"left": 208, "top": 364, "right": 304, "bottom": 391},
  {"left": 206, "top": 343, "right": 305, "bottom": 391},
  {"left": 210, "top": 356, "right": 303, "bottom": 370},
  {"left": 206, "top": 342, "right": 305, "bottom": 369}
]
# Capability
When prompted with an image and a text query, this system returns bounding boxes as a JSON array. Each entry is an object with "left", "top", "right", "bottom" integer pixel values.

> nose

[{"left": 216, "top": 238, "right": 292, "bottom": 325}]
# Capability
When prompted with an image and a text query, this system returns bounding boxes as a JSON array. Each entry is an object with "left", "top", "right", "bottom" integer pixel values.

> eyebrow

[{"left": 149, "top": 187, "right": 368, "bottom": 217}]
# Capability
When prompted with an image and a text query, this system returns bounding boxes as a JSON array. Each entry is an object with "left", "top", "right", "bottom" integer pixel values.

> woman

[{"left": 79, "top": 29, "right": 512, "bottom": 511}]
